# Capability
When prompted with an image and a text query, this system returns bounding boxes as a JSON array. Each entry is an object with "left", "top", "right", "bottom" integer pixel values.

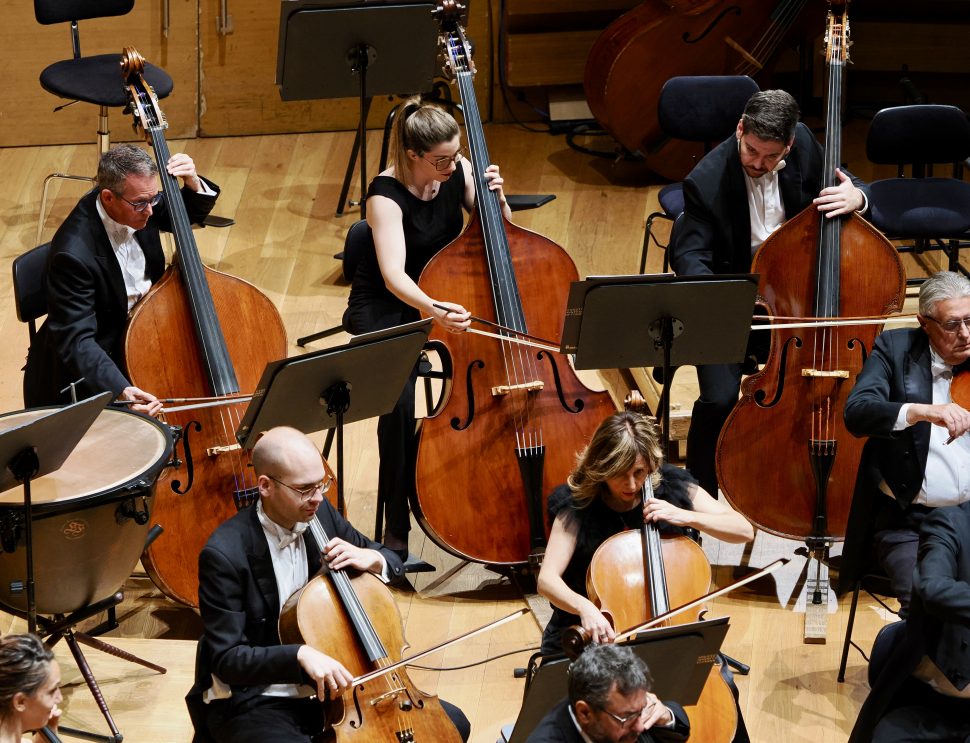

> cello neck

[
  {"left": 816, "top": 1, "right": 851, "bottom": 319},
  {"left": 305, "top": 519, "right": 389, "bottom": 663},
  {"left": 122, "top": 50, "right": 239, "bottom": 396},
  {"left": 641, "top": 476, "right": 670, "bottom": 616},
  {"left": 441, "top": 25, "right": 528, "bottom": 337}
]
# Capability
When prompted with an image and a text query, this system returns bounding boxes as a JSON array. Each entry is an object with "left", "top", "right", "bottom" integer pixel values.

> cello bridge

[
  {"left": 369, "top": 685, "right": 407, "bottom": 706},
  {"left": 491, "top": 380, "right": 544, "bottom": 396},
  {"left": 206, "top": 443, "right": 242, "bottom": 456},
  {"left": 800, "top": 369, "right": 850, "bottom": 379}
]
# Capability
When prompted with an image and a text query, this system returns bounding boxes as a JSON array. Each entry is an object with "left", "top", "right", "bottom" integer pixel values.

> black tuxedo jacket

[
  {"left": 670, "top": 122, "right": 870, "bottom": 277},
  {"left": 849, "top": 501, "right": 970, "bottom": 741},
  {"left": 525, "top": 699, "right": 690, "bottom": 743},
  {"left": 844, "top": 328, "right": 970, "bottom": 507},
  {"left": 186, "top": 500, "right": 404, "bottom": 740},
  {"left": 23, "top": 180, "right": 219, "bottom": 406}
]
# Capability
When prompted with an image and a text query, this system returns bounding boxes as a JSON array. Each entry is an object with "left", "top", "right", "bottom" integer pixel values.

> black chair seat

[
  {"left": 869, "top": 178, "right": 970, "bottom": 238},
  {"left": 40, "top": 55, "right": 173, "bottom": 106}
]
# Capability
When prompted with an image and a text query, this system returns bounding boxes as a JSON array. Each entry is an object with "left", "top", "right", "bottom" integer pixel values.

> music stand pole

[
  {"left": 7, "top": 448, "right": 40, "bottom": 633},
  {"left": 335, "top": 46, "right": 373, "bottom": 218}
]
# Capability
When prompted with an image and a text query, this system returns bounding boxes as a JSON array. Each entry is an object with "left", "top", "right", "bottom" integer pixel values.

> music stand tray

[
  {"left": 560, "top": 273, "right": 758, "bottom": 450},
  {"left": 504, "top": 617, "right": 730, "bottom": 743}
]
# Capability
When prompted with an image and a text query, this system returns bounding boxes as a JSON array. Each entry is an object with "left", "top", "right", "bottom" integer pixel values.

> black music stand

[
  {"left": 236, "top": 320, "right": 432, "bottom": 563},
  {"left": 500, "top": 617, "right": 730, "bottom": 743},
  {"left": 276, "top": 0, "right": 438, "bottom": 218},
  {"left": 0, "top": 392, "right": 166, "bottom": 743},
  {"left": 561, "top": 273, "right": 758, "bottom": 455}
]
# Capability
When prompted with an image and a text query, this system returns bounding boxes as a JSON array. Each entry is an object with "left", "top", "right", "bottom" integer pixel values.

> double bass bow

[
  {"left": 715, "top": 3, "right": 905, "bottom": 548},
  {"left": 414, "top": 4, "right": 616, "bottom": 568},
  {"left": 121, "top": 48, "right": 289, "bottom": 607}
]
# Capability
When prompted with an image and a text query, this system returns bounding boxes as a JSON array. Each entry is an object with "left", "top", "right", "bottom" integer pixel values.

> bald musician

[
  {"left": 843, "top": 271, "right": 970, "bottom": 616},
  {"left": 186, "top": 426, "right": 470, "bottom": 743},
  {"left": 669, "top": 89, "right": 870, "bottom": 498},
  {"left": 22, "top": 144, "right": 219, "bottom": 415}
]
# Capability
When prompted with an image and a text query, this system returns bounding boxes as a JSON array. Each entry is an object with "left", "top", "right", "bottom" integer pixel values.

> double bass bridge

[
  {"left": 491, "top": 380, "right": 544, "bottom": 396},
  {"left": 800, "top": 368, "right": 850, "bottom": 378}
]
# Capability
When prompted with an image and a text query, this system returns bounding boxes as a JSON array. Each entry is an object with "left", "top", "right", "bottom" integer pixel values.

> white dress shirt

[
  {"left": 892, "top": 348, "right": 970, "bottom": 506},
  {"left": 743, "top": 161, "right": 787, "bottom": 254},
  {"left": 96, "top": 197, "right": 151, "bottom": 311}
]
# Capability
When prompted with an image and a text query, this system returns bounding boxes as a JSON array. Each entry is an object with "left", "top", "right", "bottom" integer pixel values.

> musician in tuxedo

[
  {"left": 186, "top": 426, "right": 469, "bottom": 743},
  {"left": 22, "top": 143, "right": 219, "bottom": 414},
  {"left": 849, "top": 500, "right": 970, "bottom": 742},
  {"left": 526, "top": 644, "right": 689, "bottom": 743},
  {"left": 842, "top": 270, "right": 970, "bottom": 616},
  {"left": 668, "top": 89, "right": 870, "bottom": 498}
]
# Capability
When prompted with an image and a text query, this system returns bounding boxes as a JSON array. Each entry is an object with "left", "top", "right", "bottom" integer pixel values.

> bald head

[{"left": 252, "top": 427, "right": 322, "bottom": 479}]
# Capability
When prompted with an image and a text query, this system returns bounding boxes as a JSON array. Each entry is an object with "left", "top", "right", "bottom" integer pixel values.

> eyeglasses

[
  {"left": 926, "top": 315, "right": 970, "bottom": 334},
  {"left": 266, "top": 474, "right": 334, "bottom": 502},
  {"left": 423, "top": 148, "right": 466, "bottom": 172},
  {"left": 598, "top": 701, "right": 653, "bottom": 727},
  {"left": 116, "top": 191, "right": 164, "bottom": 212}
]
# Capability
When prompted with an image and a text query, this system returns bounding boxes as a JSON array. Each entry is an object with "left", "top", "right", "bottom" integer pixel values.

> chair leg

[
  {"left": 37, "top": 173, "right": 95, "bottom": 245},
  {"left": 640, "top": 211, "right": 673, "bottom": 274},
  {"left": 37, "top": 106, "right": 111, "bottom": 245},
  {"left": 837, "top": 582, "right": 862, "bottom": 682}
]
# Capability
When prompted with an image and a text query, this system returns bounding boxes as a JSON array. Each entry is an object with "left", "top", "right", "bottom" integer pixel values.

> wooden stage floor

[{"left": 0, "top": 125, "right": 961, "bottom": 742}]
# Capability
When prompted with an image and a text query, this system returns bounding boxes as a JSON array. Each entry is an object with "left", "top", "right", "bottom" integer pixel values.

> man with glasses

[
  {"left": 669, "top": 89, "right": 870, "bottom": 501},
  {"left": 23, "top": 143, "right": 219, "bottom": 411},
  {"left": 526, "top": 644, "right": 689, "bottom": 743},
  {"left": 188, "top": 426, "right": 470, "bottom": 742},
  {"left": 843, "top": 271, "right": 970, "bottom": 616}
]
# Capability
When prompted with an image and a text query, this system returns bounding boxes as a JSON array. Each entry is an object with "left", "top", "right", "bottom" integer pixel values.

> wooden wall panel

[
  {"left": 0, "top": 0, "right": 198, "bottom": 148},
  {"left": 198, "top": 0, "right": 493, "bottom": 137}
]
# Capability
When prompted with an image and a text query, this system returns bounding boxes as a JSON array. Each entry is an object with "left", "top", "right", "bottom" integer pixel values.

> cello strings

[{"left": 739, "top": 0, "right": 807, "bottom": 76}]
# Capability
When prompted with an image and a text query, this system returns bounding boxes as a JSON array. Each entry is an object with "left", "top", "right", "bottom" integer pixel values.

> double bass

[
  {"left": 584, "top": 0, "right": 816, "bottom": 180},
  {"left": 279, "top": 517, "right": 462, "bottom": 742},
  {"left": 121, "top": 49, "right": 289, "bottom": 606},
  {"left": 414, "top": 5, "right": 616, "bottom": 567},
  {"left": 715, "top": 3, "right": 905, "bottom": 546}
]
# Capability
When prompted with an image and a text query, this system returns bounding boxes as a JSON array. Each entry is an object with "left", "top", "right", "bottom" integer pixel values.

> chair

[
  {"left": 865, "top": 104, "right": 970, "bottom": 283},
  {"left": 639, "top": 75, "right": 760, "bottom": 274},
  {"left": 34, "top": 0, "right": 174, "bottom": 244},
  {"left": 12, "top": 242, "right": 52, "bottom": 341}
]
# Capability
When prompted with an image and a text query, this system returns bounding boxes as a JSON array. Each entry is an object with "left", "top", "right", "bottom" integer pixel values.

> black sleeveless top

[
  {"left": 540, "top": 463, "right": 698, "bottom": 655},
  {"left": 343, "top": 167, "right": 465, "bottom": 334}
]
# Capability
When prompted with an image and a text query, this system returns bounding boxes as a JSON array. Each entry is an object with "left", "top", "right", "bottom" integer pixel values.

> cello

[
  {"left": 584, "top": 0, "right": 816, "bottom": 181},
  {"left": 715, "top": 3, "right": 905, "bottom": 545},
  {"left": 583, "top": 395, "right": 736, "bottom": 742},
  {"left": 278, "top": 515, "right": 462, "bottom": 742},
  {"left": 415, "top": 4, "right": 616, "bottom": 567},
  {"left": 121, "top": 49, "right": 288, "bottom": 607}
]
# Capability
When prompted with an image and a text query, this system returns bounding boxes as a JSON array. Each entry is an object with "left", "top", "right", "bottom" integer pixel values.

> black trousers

[
  {"left": 872, "top": 676, "right": 970, "bottom": 742},
  {"left": 872, "top": 501, "right": 932, "bottom": 618},
  {"left": 205, "top": 695, "right": 470, "bottom": 743},
  {"left": 686, "top": 362, "right": 744, "bottom": 497},
  {"left": 343, "top": 299, "right": 421, "bottom": 539}
]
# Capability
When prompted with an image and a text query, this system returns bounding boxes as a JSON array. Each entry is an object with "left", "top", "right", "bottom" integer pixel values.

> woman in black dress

[
  {"left": 343, "top": 97, "right": 511, "bottom": 558},
  {"left": 536, "top": 410, "right": 754, "bottom": 655}
]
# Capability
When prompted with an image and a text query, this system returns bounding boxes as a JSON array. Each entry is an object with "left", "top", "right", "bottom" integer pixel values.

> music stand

[
  {"left": 501, "top": 617, "right": 730, "bottom": 743},
  {"left": 236, "top": 319, "right": 432, "bottom": 525},
  {"left": 276, "top": 0, "right": 439, "bottom": 218},
  {"left": 560, "top": 273, "right": 758, "bottom": 454}
]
